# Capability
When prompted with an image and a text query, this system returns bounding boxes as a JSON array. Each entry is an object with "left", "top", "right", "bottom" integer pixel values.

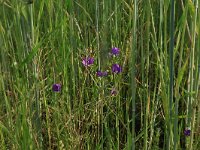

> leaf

[
  {"left": 188, "top": 0, "right": 195, "bottom": 18},
  {"left": 175, "top": 57, "right": 188, "bottom": 97},
  {"left": 0, "top": 122, "right": 11, "bottom": 137},
  {"left": 19, "top": 43, "right": 40, "bottom": 68}
]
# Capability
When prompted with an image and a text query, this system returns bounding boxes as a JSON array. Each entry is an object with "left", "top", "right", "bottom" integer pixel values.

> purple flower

[
  {"left": 96, "top": 71, "right": 108, "bottom": 77},
  {"left": 111, "top": 88, "right": 117, "bottom": 96},
  {"left": 82, "top": 57, "right": 94, "bottom": 67},
  {"left": 184, "top": 129, "right": 191, "bottom": 136},
  {"left": 52, "top": 84, "right": 61, "bottom": 92},
  {"left": 112, "top": 64, "right": 122, "bottom": 74},
  {"left": 111, "top": 47, "right": 120, "bottom": 55}
]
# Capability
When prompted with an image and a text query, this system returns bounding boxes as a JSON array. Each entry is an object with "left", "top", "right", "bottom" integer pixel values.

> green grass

[{"left": 0, "top": 0, "right": 200, "bottom": 149}]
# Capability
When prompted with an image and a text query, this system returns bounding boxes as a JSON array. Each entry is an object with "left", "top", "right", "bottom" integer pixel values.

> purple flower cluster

[
  {"left": 82, "top": 57, "right": 94, "bottom": 67},
  {"left": 53, "top": 47, "right": 122, "bottom": 94},
  {"left": 111, "top": 47, "right": 120, "bottom": 55},
  {"left": 81, "top": 47, "right": 122, "bottom": 75},
  {"left": 52, "top": 84, "right": 61, "bottom": 92},
  {"left": 96, "top": 71, "right": 108, "bottom": 77},
  {"left": 112, "top": 64, "right": 122, "bottom": 74},
  {"left": 110, "top": 47, "right": 122, "bottom": 74},
  {"left": 184, "top": 128, "right": 191, "bottom": 136}
]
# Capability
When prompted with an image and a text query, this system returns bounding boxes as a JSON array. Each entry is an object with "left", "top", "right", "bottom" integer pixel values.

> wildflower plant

[
  {"left": 112, "top": 64, "right": 122, "bottom": 74},
  {"left": 52, "top": 84, "right": 61, "bottom": 92},
  {"left": 91, "top": 46, "right": 123, "bottom": 99},
  {"left": 111, "top": 47, "right": 120, "bottom": 56},
  {"left": 82, "top": 57, "right": 94, "bottom": 67},
  {"left": 184, "top": 128, "right": 191, "bottom": 136},
  {"left": 96, "top": 70, "right": 108, "bottom": 77}
]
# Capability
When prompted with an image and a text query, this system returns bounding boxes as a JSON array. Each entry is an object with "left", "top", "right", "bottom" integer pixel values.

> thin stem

[
  {"left": 131, "top": 0, "right": 137, "bottom": 149},
  {"left": 169, "top": 0, "right": 175, "bottom": 149}
]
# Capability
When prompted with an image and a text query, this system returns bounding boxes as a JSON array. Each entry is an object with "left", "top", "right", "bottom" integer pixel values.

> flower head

[
  {"left": 96, "top": 70, "right": 108, "bottom": 77},
  {"left": 111, "top": 88, "right": 117, "bottom": 96},
  {"left": 184, "top": 128, "right": 191, "bottom": 136},
  {"left": 111, "top": 47, "right": 120, "bottom": 55},
  {"left": 52, "top": 84, "right": 61, "bottom": 92},
  {"left": 112, "top": 64, "right": 122, "bottom": 74},
  {"left": 82, "top": 57, "right": 94, "bottom": 67}
]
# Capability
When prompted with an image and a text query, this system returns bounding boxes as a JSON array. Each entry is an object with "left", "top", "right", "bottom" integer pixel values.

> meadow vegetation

[{"left": 0, "top": 0, "right": 200, "bottom": 149}]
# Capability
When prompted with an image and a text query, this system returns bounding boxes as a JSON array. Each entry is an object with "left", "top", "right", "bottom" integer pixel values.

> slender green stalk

[
  {"left": 143, "top": 0, "right": 151, "bottom": 149},
  {"left": 114, "top": 1, "right": 120, "bottom": 149},
  {"left": 168, "top": 0, "right": 175, "bottom": 149},
  {"left": 29, "top": 2, "right": 42, "bottom": 148},
  {"left": 189, "top": 0, "right": 198, "bottom": 149},
  {"left": 131, "top": 0, "right": 137, "bottom": 149},
  {"left": 95, "top": 0, "right": 101, "bottom": 147}
]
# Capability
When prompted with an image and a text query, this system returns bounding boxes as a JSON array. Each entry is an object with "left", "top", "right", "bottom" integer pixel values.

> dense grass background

[{"left": 0, "top": 0, "right": 200, "bottom": 149}]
